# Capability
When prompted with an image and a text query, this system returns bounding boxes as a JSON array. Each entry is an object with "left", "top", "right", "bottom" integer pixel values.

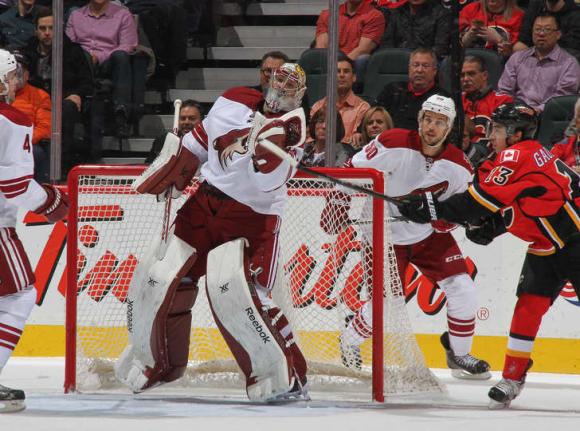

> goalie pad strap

[{"left": 205, "top": 238, "right": 298, "bottom": 401}]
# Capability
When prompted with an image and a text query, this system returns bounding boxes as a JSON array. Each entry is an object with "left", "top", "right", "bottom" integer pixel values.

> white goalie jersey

[{"left": 181, "top": 87, "right": 305, "bottom": 217}]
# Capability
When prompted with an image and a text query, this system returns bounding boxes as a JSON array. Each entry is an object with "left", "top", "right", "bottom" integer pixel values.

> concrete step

[
  {"left": 176, "top": 68, "right": 258, "bottom": 90},
  {"left": 217, "top": 26, "right": 315, "bottom": 47},
  {"left": 145, "top": 89, "right": 223, "bottom": 105},
  {"left": 102, "top": 137, "right": 154, "bottom": 152},
  {"left": 100, "top": 157, "right": 146, "bottom": 165},
  {"left": 222, "top": 2, "right": 326, "bottom": 16},
  {"left": 187, "top": 46, "right": 306, "bottom": 61}
]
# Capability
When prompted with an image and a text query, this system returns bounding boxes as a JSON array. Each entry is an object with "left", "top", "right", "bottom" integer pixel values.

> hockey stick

[{"left": 156, "top": 99, "right": 182, "bottom": 259}]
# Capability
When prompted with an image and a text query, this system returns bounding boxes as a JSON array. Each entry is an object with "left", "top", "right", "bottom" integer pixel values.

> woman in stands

[
  {"left": 302, "top": 108, "right": 346, "bottom": 167},
  {"left": 360, "top": 106, "right": 393, "bottom": 146}
]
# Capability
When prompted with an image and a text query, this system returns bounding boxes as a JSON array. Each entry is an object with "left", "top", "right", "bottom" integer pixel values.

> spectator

[
  {"left": 360, "top": 105, "right": 394, "bottom": 146},
  {"left": 497, "top": 12, "right": 580, "bottom": 113},
  {"left": 0, "top": 0, "right": 39, "bottom": 49},
  {"left": 550, "top": 97, "right": 580, "bottom": 174},
  {"left": 66, "top": 0, "right": 140, "bottom": 138},
  {"left": 251, "top": 51, "right": 289, "bottom": 94},
  {"left": 12, "top": 51, "right": 51, "bottom": 182},
  {"left": 376, "top": 47, "right": 447, "bottom": 130},
  {"left": 513, "top": 0, "right": 580, "bottom": 63},
  {"left": 302, "top": 108, "right": 347, "bottom": 167},
  {"left": 145, "top": 99, "right": 203, "bottom": 164},
  {"left": 315, "top": 0, "right": 385, "bottom": 79},
  {"left": 24, "top": 6, "right": 93, "bottom": 174},
  {"left": 309, "top": 55, "right": 370, "bottom": 150},
  {"left": 460, "top": 0, "right": 524, "bottom": 58},
  {"left": 461, "top": 55, "right": 513, "bottom": 142},
  {"left": 462, "top": 115, "right": 490, "bottom": 167},
  {"left": 380, "top": 0, "right": 451, "bottom": 59},
  {"left": 0, "top": 0, "right": 15, "bottom": 14}
]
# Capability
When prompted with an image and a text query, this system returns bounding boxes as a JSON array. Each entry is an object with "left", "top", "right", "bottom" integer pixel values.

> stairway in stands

[{"left": 102, "top": 0, "right": 325, "bottom": 164}]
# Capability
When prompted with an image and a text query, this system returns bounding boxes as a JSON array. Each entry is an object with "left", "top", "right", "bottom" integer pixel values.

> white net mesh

[{"left": 67, "top": 167, "right": 441, "bottom": 400}]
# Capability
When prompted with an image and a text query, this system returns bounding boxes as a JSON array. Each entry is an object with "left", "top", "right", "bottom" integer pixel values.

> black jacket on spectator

[
  {"left": 23, "top": 34, "right": 93, "bottom": 100},
  {"left": 518, "top": 0, "right": 580, "bottom": 63},
  {"left": 380, "top": 0, "right": 450, "bottom": 59},
  {"left": 0, "top": 4, "right": 39, "bottom": 49},
  {"left": 377, "top": 81, "right": 449, "bottom": 131}
]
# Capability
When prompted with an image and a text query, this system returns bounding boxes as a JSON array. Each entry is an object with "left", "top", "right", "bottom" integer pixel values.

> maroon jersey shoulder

[
  {"left": 376, "top": 128, "right": 420, "bottom": 150},
  {"left": 440, "top": 143, "right": 474, "bottom": 174},
  {"left": 0, "top": 102, "right": 33, "bottom": 127},
  {"left": 221, "top": 87, "right": 264, "bottom": 111}
]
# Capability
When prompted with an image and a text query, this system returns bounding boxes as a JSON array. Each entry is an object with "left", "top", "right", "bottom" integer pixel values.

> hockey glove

[
  {"left": 465, "top": 214, "right": 506, "bottom": 246},
  {"left": 34, "top": 184, "right": 69, "bottom": 222},
  {"left": 397, "top": 191, "right": 439, "bottom": 224},
  {"left": 320, "top": 190, "right": 352, "bottom": 235}
]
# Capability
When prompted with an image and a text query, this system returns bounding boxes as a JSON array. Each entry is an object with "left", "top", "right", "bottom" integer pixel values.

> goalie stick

[{"left": 157, "top": 99, "right": 182, "bottom": 259}]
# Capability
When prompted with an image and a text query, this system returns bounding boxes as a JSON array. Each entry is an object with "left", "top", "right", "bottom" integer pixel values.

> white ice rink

[{"left": 1, "top": 358, "right": 579, "bottom": 431}]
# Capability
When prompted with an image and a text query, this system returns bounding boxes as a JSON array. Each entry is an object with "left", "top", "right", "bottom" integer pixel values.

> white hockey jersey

[
  {"left": 348, "top": 128, "right": 473, "bottom": 245},
  {"left": 0, "top": 102, "right": 47, "bottom": 228},
  {"left": 182, "top": 87, "right": 303, "bottom": 217}
]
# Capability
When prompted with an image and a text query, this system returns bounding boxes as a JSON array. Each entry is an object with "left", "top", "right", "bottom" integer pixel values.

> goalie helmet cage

[{"left": 65, "top": 165, "right": 441, "bottom": 402}]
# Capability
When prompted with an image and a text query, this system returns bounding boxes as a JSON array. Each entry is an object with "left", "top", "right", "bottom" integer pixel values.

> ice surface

[{"left": 1, "top": 358, "right": 579, "bottom": 431}]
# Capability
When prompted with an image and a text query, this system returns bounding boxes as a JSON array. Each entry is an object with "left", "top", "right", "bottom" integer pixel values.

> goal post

[{"left": 65, "top": 165, "right": 441, "bottom": 401}]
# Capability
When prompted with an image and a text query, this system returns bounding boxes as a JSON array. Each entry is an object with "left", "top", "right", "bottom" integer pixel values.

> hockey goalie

[{"left": 114, "top": 63, "right": 310, "bottom": 402}]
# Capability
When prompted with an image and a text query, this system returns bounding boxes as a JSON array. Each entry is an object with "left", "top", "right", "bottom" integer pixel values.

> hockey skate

[
  {"left": 267, "top": 376, "right": 310, "bottom": 403},
  {"left": 440, "top": 331, "right": 491, "bottom": 380},
  {"left": 0, "top": 384, "right": 25, "bottom": 413},
  {"left": 339, "top": 335, "right": 362, "bottom": 370},
  {"left": 488, "top": 360, "right": 533, "bottom": 409}
]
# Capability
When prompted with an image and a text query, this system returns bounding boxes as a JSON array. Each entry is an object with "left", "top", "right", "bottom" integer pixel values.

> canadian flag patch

[{"left": 500, "top": 149, "right": 520, "bottom": 163}]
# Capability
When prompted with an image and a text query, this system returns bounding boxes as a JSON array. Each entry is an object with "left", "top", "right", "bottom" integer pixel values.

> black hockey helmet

[{"left": 490, "top": 102, "right": 538, "bottom": 141}]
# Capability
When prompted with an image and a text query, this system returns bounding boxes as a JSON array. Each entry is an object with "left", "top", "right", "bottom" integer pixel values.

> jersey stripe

[
  {"left": 0, "top": 228, "right": 32, "bottom": 291},
  {"left": 467, "top": 185, "right": 501, "bottom": 212},
  {"left": 0, "top": 175, "right": 33, "bottom": 198},
  {"left": 191, "top": 123, "right": 208, "bottom": 150}
]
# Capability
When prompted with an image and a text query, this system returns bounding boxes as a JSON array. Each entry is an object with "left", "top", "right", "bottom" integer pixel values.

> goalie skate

[
  {"left": 440, "top": 332, "right": 491, "bottom": 380},
  {"left": 339, "top": 336, "right": 362, "bottom": 370},
  {"left": 0, "top": 384, "right": 25, "bottom": 413}
]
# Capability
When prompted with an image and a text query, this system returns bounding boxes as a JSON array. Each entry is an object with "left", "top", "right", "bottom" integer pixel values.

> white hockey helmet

[
  {"left": 418, "top": 94, "right": 456, "bottom": 146},
  {"left": 265, "top": 63, "right": 307, "bottom": 113},
  {"left": 0, "top": 49, "right": 18, "bottom": 99}
]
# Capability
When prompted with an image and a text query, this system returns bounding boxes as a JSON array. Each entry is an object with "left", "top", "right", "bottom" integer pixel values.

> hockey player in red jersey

[
  {"left": 323, "top": 94, "right": 491, "bottom": 380},
  {"left": 0, "top": 49, "right": 69, "bottom": 412},
  {"left": 398, "top": 102, "right": 580, "bottom": 408},
  {"left": 115, "top": 63, "right": 310, "bottom": 402}
]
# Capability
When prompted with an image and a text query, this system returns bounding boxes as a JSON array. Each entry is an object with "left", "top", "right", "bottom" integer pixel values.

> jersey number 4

[{"left": 23, "top": 134, "right": 31, "bottom": 153}]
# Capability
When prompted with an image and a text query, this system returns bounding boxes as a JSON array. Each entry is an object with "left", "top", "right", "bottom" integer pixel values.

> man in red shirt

[{"left": 315, "top": 0, "right": 385, "bottom": 78}]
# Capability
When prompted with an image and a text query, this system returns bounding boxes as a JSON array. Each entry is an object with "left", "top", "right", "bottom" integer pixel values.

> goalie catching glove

[
  {"left": 250, "top": 108, "right": 306, "bottom": 173},
  {"left": 34, "top": 184, "right": 69, "bottom": 222},
  {"left": 132, "top": 133, "right": 199, "bottom": 197}
]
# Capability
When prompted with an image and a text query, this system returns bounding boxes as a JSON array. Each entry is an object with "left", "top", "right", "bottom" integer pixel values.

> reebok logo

[
  {"left": 148, "top": 277, "right": 158, "bottom": 287},
  {"left": 219, "top": 283, "right": 229, "bottom": 293},
  {"left": 245, "top": 307, "right": 271, "bottom": 344},
  {"left": 127, "top": 299, "right": 134, "bottom": 333}
]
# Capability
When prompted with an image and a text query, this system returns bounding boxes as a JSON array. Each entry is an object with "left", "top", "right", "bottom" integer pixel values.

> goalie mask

[
  {"left": 418, "top": 94, "right": 456, "bottom": 148},
  {"left": 0, "top": 49, "right": 18, "bottom": 103},
  {"left": 265, "top": 63, "right": 307, "bottom": 113}
]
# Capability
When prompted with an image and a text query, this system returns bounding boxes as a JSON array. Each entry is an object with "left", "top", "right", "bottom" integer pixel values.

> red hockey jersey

[
  {"left": 468, "top": 140, "right": 580, "bottom": 255},
  {"left": 462, "top": 89, "right": 513, "bottom": 142},
  {"left": 551, "top": 135, "right": 579, "bottom": 169}
]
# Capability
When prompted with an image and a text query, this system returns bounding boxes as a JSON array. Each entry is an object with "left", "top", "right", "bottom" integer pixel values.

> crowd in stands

[
  {"left": 1, "top": 0, "right": 579, "bottom": 178},
  {"left": 299, "top": 0, "right": 580, "bottom": 171}
]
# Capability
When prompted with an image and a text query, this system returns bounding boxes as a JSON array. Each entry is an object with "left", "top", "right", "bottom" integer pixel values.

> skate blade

[
  {"left": 488, "top": 398, "right": 511, "bottom": 410},
  {"left": 451, "top": 369, "right": 492, "bottom": 380},
  {"left": 0, "top": 400, "right": 25, "bottom": 413}
]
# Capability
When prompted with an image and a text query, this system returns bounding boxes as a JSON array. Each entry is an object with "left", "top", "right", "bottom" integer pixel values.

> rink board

[{"left": 12, "top": 190, "right": 580, "bottom": 373}]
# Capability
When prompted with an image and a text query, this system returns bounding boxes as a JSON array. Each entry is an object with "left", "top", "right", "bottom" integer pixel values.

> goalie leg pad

[
  {"left": 114, "top": 234, "right": 198, "bottom": 392},
  {"left": 206, "top": 238, "right": 305, "bottom": 402}
]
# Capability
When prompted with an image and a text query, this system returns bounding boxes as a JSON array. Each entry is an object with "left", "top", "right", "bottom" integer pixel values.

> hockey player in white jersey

[
  {"left": 0, "top": 49, "right": 69, "bottom": 412},
  {"left": 115, "top": 63, "right": 310, "bottom": 402},
  {"left": 323, "top": 94, "right": 491, "bottom": 379}
]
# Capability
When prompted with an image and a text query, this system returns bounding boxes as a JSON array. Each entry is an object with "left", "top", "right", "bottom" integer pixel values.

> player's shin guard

[
  {"left": 502, "top": 293, "right": 550, "bottom": 381},
  {"left": 114, "top": 234, "right": 198, "bottom": 392},
  {"left": 206, "top": 238, "right": 308, "bottom": 402}
]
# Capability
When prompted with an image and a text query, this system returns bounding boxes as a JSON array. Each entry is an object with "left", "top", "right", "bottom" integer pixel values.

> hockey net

[{"left": 65, "top": 165, "right": 441, "bottom": 401}]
